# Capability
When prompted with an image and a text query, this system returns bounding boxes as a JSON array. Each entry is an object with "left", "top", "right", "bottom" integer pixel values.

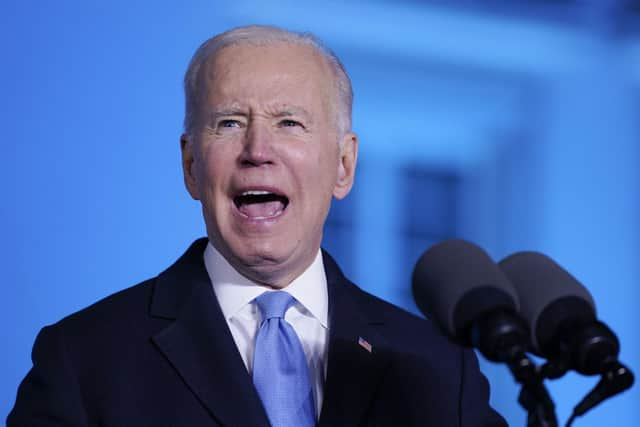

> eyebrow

[
  {"left": 209, "top": 105, "right": 314, "bottom": 123},
  {"left": 210, "top": 108, "right": 248, "bottom": 121},
  {"left": 270, "top": 105, "right": 313, "bottom": 122}
]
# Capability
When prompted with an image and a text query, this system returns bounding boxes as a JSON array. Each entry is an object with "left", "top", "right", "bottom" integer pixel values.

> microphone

[
  {"left": 498, "top": 252, "right": 634, "bottom": 424},
  {"left": 498, "top": 251, "right": 624, "bottom": 375},
  {"left": 411, "top": 239, "right": 524, "bottom": 362},
  {"left": 412, "top": 240, "right": 558, "bottom": 426}
]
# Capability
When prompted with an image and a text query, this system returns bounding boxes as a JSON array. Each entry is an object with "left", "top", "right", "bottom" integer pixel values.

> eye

[
  {"left": 279, "top": 119, "right": 303, "bottom": 128},
  {"left": 218, "top": 119, "right": 241, "bottom": 129}
]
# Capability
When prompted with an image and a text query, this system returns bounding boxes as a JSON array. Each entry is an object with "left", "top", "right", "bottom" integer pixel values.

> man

[{"left": 8, "top": 26, "right": 507, "bottom": 426}]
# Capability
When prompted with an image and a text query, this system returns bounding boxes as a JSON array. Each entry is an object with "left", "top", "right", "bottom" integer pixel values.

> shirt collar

[{"left": 203, "top": 242, "right": 328, "bottom": 328}]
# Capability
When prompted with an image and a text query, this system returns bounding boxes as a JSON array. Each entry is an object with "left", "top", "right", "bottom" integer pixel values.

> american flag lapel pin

[{"left": 358, "top": 336, "right": 373, "bottom": 353}]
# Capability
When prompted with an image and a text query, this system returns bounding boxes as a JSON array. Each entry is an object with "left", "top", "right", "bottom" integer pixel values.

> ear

[
  {"left": 333, "top": 132, "right": 358, "bottom": 200},
  {"left": 180, "top": 133, "right": 201, "bottom": 200}
]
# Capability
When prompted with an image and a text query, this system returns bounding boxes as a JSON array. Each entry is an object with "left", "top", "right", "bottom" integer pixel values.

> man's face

[{"left": 181, "top": 42, "right": 357, "bottom": 288}]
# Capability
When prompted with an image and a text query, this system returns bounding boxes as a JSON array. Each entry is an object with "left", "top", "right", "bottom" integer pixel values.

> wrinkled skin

[{"left": 181, "top": 42, "right": 358, "bottom": 288}]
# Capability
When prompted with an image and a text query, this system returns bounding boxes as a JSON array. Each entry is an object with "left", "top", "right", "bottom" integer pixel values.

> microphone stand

[
  {"left": 471, "top": 311, "right": 558, "bottom": 427},
  {"left": 508, "top": 353, "right": 557, "bottom": 427}
]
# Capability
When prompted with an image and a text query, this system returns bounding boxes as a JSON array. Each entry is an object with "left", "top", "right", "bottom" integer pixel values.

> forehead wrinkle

[{"left": 200, "top": 43, "right": 335, "bottom": 130}]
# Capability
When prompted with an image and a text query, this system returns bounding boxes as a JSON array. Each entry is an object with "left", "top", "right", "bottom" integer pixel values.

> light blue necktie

[{"left": 252, "top": 291, "right": 316, "bottom": 427}]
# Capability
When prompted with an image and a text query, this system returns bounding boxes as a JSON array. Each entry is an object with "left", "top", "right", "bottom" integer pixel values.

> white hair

[{"left": 183, "top": 25, "right": 353, "bottom": 137}]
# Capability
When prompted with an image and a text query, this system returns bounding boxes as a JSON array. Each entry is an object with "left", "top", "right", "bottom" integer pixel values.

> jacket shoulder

[{"left": 54, "top": 278, "right": 157, "bottom": 331}]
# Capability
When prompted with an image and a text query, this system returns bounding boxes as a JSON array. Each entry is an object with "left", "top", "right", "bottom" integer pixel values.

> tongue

[{"left": 238, "top": 200, "right": 284, "bottom": 218}]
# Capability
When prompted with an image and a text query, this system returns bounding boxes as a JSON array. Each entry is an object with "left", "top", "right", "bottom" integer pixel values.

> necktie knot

[{"left": 255, "top": 291, "right": 296, "bottom": 320}]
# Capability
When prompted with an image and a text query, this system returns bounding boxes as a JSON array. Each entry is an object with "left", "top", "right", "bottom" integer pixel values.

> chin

[
  {"left": 221, "top": 238, "right": 285, "bottom": 271},
  {"left": 210, "top": 225, "right": 319, "bottom": 286},
  {"left": 241, "top": 245, "right": 314, "bottom": 288}
]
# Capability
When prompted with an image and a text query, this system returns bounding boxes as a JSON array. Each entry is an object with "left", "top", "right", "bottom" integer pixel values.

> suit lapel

[
  {"left": 318, "top": 252, "right": 392, "bottom": 427},
  {"left": 147, "top": 241, "right": 390, "bottom": 426},
  {"left": 149, "top": 239, "right": 270, "bottom": 427}
]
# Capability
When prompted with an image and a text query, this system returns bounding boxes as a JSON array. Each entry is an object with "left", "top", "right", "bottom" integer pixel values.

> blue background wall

[{"left": 3, "top": 1, "right": 639, "bottom": 425}]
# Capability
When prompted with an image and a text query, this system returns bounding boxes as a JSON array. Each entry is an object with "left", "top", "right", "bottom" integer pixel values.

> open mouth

[{"left": 233, "top": 190, "right": 289, "bottom": 220}]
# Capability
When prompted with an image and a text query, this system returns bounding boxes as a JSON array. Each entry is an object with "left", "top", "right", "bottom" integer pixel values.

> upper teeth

[{"left": 242, "top": 190, "right": 271, "bottom": 196}]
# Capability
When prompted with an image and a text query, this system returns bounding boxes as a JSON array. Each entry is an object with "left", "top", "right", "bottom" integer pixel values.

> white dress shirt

[{"left": 203, "top": 243, "right": 329, "bottom": 417}]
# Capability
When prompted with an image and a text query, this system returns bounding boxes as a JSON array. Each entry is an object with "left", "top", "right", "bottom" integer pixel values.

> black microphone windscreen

[
  {"left": 498, "top": 252, "right": 596, "bottom": 355},
  {"left": 412, "top": 239, "right": 519, "bottom": 343}
]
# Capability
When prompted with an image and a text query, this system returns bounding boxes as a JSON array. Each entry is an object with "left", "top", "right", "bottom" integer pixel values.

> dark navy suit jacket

[{"left": 8, "top": 239, "right": 507, "bottom": 426}]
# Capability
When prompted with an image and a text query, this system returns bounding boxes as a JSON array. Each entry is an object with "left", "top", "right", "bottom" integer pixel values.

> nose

[{"left": 239, "top": 121, "right": 275, "bottom": 167}]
